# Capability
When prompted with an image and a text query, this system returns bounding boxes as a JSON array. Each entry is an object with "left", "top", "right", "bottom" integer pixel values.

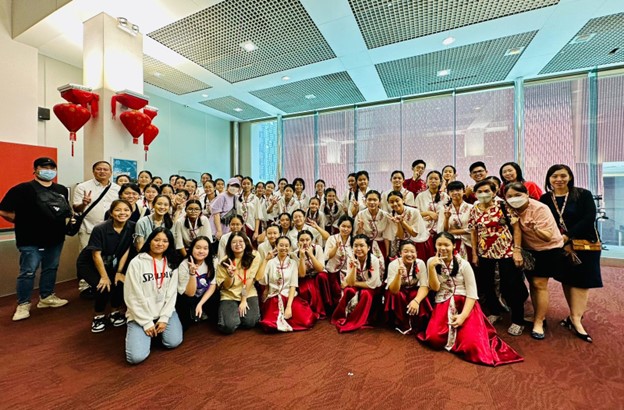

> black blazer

[{"left": 540, "top": 188, "right": 598, "bottom": 242}]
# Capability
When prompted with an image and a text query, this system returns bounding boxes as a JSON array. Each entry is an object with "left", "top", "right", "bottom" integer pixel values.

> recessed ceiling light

[
  {"left": 282, "top": 76, "right": 291, "bottom": 81},
  {"left": 442, "top": 36, "right": 455, "bottom": 46},
  {"left": 239, "top": 40, "right": 258, "bottom": 52},
  {"left": 437, "top": 69, "right": 451, "bottom": 77},
  {"left": 504, "top": 46, "right": 525, "bottom": 56},
  {"left": 153, "top": 72, "right": 163, "bottom": 77},
  {"left": 474, "top": 106, "right": 482, "bottom": 110},
  {"left": 570, "top": 33, "right": 596, "bottom": 44},
  {"left": 201, "top": 94, "right": 208, "bottom": 98},
  {"left": 233, "top": 107, "right": 243, "bottom": 112},
  {"left": 304, "top": 94, "right": 316, "bottom": 99}
]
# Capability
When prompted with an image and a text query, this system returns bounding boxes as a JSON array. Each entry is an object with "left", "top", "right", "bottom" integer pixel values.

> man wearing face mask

[
  {"left": 211, "top": 177, "right": 241, "bottom": 241},
  {"left": 0, "top": 157, "right": 70, "bottom": 321}
]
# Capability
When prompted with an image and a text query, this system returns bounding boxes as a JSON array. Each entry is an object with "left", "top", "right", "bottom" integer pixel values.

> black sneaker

[
  {"left": 91, "top": 315, "right": 106, "bottom": 333},
  {"left": 109, "top": 311, "right": 127, "bottom": 327}
]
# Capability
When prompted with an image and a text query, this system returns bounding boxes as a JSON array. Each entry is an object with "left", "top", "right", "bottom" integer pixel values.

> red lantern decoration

[
  {"left": 111, "top": 90, "right": 149, "bottom": 119},
  {"left": 53, "top": 103, "right": 91, "bottom": 156},
  {"left": 59, "top": 86, "right": 99, "bottom": 117},
  {"left": 143, "top": 105, "right": 158, "bottom": 120},
  {"left": 142, "top": 124, "right": 159, "bottom": 161},
  {"left": 120, "top": 110, "right": 151, "bottom": 144}
]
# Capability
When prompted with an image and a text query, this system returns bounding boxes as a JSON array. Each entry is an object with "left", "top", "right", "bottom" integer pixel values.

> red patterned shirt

[
  {"left": 403, "top": 178, "right": 426, "bottom": 196},
  {"left": 468, "top": 202, "right": 514, "bottom": 259}
]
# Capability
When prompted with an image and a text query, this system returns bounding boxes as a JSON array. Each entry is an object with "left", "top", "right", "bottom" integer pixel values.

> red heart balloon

[
  {"left": 120, "top": 110, "right": 151, "bottom": 144},
  {"left": 53, "top": 103, "right": 91, "bottom": 156}
]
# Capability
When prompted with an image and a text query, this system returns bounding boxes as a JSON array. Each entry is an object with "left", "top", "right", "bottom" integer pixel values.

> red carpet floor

[{"left": 1, "top": 267, "right": 623, "bottom": 409}]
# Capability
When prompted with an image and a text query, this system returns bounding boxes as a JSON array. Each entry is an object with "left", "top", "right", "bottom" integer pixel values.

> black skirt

[
  {"left": 527, "top": 248, "right": 565, "bottom": 278},
  {"left": 558, "top": 249, "right": 603, "bottom": 289}
]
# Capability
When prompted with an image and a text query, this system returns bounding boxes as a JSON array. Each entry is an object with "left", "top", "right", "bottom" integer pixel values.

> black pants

[
  {"left": 77, "top": 259, "right": 124, "bottom": 313},
  {"left": 477, "top": 257, "right": 528, "bottom": 325},
  {"left": 176, "top": 292, "right": 219, "bottom": 331}
]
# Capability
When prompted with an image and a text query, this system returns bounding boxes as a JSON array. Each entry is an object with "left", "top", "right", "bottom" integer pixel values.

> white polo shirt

[{"left": 72, "top": 179, "right": 120, "bottom": 234}]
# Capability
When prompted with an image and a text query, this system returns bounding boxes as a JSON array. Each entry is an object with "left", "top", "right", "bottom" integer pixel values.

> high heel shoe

[{"left": 560, "top": 317, "right": 593, "bottom": 343}]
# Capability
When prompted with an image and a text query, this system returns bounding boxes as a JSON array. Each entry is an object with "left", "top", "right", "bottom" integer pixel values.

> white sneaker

[
  {"left": 13, "top": 303, "right": 31, "bottom": 321},
  {"left": 37, "top": 294, "right": 68, "bottom": 308}
]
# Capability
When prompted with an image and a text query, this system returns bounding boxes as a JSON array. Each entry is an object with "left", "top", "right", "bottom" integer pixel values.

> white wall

[
  {"left": 145, "top": 93, "right": 232, "bottom": 181},
  {"left": 0, "top": 0, "right": 38, "bottom": 145}
]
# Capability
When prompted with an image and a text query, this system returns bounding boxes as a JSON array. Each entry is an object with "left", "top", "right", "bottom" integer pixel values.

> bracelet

[{"left": 413, "top": 299, "right": 420, "bottom": 305}]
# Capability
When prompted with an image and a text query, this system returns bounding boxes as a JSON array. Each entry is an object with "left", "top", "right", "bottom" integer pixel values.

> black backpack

[{"left": 30, "top": 181, "right": 72, "bottom": 222}]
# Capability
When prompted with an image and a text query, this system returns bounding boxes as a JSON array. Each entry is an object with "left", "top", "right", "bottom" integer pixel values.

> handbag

[
  {"left": 220, "top": 195, "right": 237, "bottom": 226},
  {"left": 520, "top": 249, "right": 536, "bottom": 272},
  {"left": 571, "top": 239, "right": 601, "bottom": 252},
  {"left": 66, "top": 183, "right": 112, "bottom": 236}
]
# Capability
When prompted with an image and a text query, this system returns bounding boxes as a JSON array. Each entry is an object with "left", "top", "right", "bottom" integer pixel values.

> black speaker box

[{"left": 38, "top": 107, "right": 50, "bottom": 121}]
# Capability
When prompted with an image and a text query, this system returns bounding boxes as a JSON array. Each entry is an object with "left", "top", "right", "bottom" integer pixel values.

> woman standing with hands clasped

[
  {"left": 124, "top": 227, "right": 182, "bottom": 364},
  {"left": 258, "top": 236, "right": 316, "bottom": 332},
  {"left": 539, "top": 165, "right": 602, "bottom": 343},
  {"left": 384, "top": 240, "right": 431, "bottom": 334},
  {"left": 215, "top": 232, "right": 261, "bottom": 334},
  {"left": 417, "top": 232, "right": 523, "bottom": 366}
]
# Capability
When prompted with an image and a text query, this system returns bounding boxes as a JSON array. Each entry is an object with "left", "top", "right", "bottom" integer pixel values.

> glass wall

[{"left": 248, "top": 68, "right": 624, "bottom": 257}]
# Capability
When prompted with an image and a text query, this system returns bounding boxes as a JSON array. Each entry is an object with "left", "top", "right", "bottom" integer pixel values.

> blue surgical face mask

[{"left": 37, "top": 169, "right": 57, "bottom": 181}]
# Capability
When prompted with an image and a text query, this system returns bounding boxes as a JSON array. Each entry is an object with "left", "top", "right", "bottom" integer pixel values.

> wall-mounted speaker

[{"left": 38, "top": 107, "right": 50, "bottom": 121}]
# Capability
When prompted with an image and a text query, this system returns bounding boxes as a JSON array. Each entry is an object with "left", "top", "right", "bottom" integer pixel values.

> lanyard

[
  {"left": 153, "top": 257, "right": 167, "bottom": 290},
  {"left": 188, "top": 217, "right": 199, "bottom": 239},
  {"left": 551, "top": 192, "right": 569, "bottom": 232}
]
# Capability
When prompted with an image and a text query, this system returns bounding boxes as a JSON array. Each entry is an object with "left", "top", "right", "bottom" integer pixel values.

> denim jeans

[
  {"left": 125, "top": 311, "right": 183, "bottom": 365},
  {"left": 17, "top": 243, "right": 64, "bottom": 305}
]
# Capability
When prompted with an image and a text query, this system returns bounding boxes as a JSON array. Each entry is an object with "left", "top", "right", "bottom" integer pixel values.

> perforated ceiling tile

[
  {"left": 199, "top": 96, "right": 271, "bottom": 120},
  {"left": 250, "top": 72, "right": 366, "bottom": 113},
  {"left": 349, "top": 0, "right": 558, "bottom": 49},
  {"left": 148, "top": 0, "right": 336, "bottom": 83},
  {"left": 540, "top": 13, "right": 624, "bottom": 74},
  {"left": 143, "top": 55, "right": 211, "bottom": 95},
  {"left": 377, "top": 32, "right": 537, "bottom": 97}
]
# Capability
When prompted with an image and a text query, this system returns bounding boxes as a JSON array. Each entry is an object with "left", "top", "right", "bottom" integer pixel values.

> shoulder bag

[{"left": 66, "top": 183, "right": 112, "bottom": 236}]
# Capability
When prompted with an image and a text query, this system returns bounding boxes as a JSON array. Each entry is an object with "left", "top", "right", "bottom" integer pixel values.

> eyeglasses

[{"left": 187, "top": 208, "right": 201, "bottom": 212}]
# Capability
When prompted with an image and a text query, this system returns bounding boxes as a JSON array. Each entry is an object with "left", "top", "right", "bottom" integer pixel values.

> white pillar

[{"left": 82, "top": 13, "right": 144, "bottom": 177}]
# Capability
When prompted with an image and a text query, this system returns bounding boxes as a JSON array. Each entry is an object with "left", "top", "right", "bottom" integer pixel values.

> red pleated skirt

[
  {"left": 331, "top": 287, "right": 376, "bottom": 333},
  {"left": 384, "top": 287, "right": 432, "bottom": 334},
  {"left": 417, "top": 295, "right": 524, "bottom": 366},
  {"left": 259, "top": 295, "right": 316, "bottom": 332},
  {"left": 321, "top": 271, "right": 343, "bottom": 313},
  {"left": 298, "top": 276, "right": 326, "bottom": 319},
  {"left": 415, "top": 239, "right": 435, "bottom": 262}
]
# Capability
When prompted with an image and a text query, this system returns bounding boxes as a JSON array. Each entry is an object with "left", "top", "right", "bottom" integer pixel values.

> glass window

[
  {"left": 250, "top": 120, "right": 278, "bottom": 182},
  {"left": 317, "top": 109, "right": 355, "bottom": 199},
  {"left": 455, "top": 87, "right": 515, "bottom": 185},
  {"left": 282, "top": 116, "right": 315, "bottom": 190},
  {"left": 355, "top": 103, "right": 402, "bottom": 191}
]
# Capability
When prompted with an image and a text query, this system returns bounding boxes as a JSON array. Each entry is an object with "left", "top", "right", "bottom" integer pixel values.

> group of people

[{"left": 0, "top": 157, "right": 602, "bottom": 366}]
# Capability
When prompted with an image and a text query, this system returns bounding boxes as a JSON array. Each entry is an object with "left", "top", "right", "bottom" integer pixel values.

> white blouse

[
  {"left": 354, "top": 208, "right": 392, "bottom": 241},
  {"left": 173, "top": 216, "right": 213, "bottom": 251},
  {"left": 381, "top": 188, "right": 415, "bottom": 213},
  {"left": 260, "top": 257, "right": 299, "bottom": 298},
  {"left": 238, "top": 193, "right": 261, "bottom": 230},
  {"left": 292, "top": 244, "right": 326, "bottom": 277},
  {"left": 324, "top": 234, "right": 353, "bottom": 278},
  {"left": 427, "top": 257, "right": 478, "bottom": 303},
  {"left": 386, "top": 258, "right": 428, "bottom": 290},
  {"left": 415, "top": 190, "right": 448, "bottom": 234},
  {"left": 386, "top": 206, "right": 429, "bottom": 243}
]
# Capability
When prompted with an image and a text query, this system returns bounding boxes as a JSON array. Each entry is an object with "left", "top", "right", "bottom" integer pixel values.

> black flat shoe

[{"left": 531, "top": 330, "right": 545, "bottom": 340}]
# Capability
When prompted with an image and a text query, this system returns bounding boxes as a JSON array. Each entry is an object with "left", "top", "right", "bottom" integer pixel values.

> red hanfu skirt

[
  {"left": 321, "top": 271, "right": 343, "bottom": 312},
  {"left": 415, "top": 239, "right": 435, "bottom": 262},
  {"left": 417, "top": 295, "right": 523, "bottom": 367},
  {"left": 299, "top": 276, "right": 326, "bottom": 319},
  {"left": 331, "top": 287, "right": 376, "bottom": 333},
  {"left": 384, "top": 287, "right": 432, "bottom": 334},
  {"left": 244, "top": 226, "right": 257, "bottom": 249},
  {"left": 259, "top": 295, "right": 316, "bottom": 332}
]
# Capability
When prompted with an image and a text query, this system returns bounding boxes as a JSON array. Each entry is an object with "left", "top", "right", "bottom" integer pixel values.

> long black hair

[
  {"left": 355, "top": 170, "right": 369, "bottom": 202},
  {"left": 387, "top": 190, "right": 403, "bottom": 215},
  {"left": 544, "top": 164, "right": 580, "bottom": 200},
  {"left": 152, "top": 194, "right": 174, "bottom": 229},
  {"left": 352, "top": 233, "right": 372, "bottom": 276},
  {"left": 324, "top": 187, "right": 339, "bottom": 217},
  {"left": 139, "top": 227, "right": 178, "bottom": 268},
  {"left": 186, "top": 235, "right": 214, "bottom": 280},
  {"left": 499, "top": 161, "right": 525, "bottom": 183},
  {"left": 184, "top": 199, "right": 204, "bottom": 229},
  {"left": 426, "top": 170, "right": 443, "bottom": 204},
  {"left": 224, "top": 231, "right": 255, "bottom": 269},
  {"left": 433, "top": 232, "right": 459, "bottom": 277},
  {"left": 306, "top": 197, "right": 321, "bottom": 221}
]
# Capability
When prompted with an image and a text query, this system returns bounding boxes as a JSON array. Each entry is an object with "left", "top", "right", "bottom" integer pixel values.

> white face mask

[
  {"left": 476, "top": 192, "right": 492, "bottom": 204},
  {"left": 507, "top": 195, "right": 529, "bottom": 209},
  {"left": 227, "top": 186, "right": 239, "bottom": 195}
]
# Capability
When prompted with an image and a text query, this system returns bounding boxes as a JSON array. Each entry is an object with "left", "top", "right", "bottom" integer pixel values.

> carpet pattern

[{"left": 1, "top": 267, "right": 623, "bottom": 409}]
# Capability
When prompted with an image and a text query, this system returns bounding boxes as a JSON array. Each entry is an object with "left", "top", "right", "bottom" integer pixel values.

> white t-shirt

[{"left": 72, "top": 179, "right": 120, "bottom": 234}]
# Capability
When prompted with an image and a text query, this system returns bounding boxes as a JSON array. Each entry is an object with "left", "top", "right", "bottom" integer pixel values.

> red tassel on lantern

[
  {"left": 111, "top": 90, "right": 149, "bottom": 119},
  {"left": 120, "top": 110, "right": 151, "bottom": 144},
  {"left": 53, "top": 103, "right": 91, "bottom": 156},
  {"left": 143, "top": 105, "right": 158, "bottom": 120},
  {"left": 142, "top": 124, "right": 159, "bottom": 161}
]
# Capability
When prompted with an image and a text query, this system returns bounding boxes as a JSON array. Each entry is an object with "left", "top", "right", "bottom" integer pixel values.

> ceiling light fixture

[
  {"left": 504, "top": 46, "right": 525, "bottom": 56},
  {"left": 282, "top": 76, "right": 291, "bottom": 81},
  {"left": 233, "top": 107, "right": 243, "bottom": 112},
  {"left": 304, "top": 94, "right": 316, "bottom": 99},
  {"left": 570, "top": 33, "right": 596, "bottom": 44},
  {"left": 153, "top": 72, "right": 163, "bottom": 78},
  {"left": 239, "top": 40, "right": 258, "bottom": 52},
  {"left": 117, "top": 17, "right": 139, "bottom": 36},
  {"left": 442, "top": 36, "right": 455, "bottom": 46},
  {"left": 201, "top": 94, "right": 208, "bottom": 98},
  {"left": 437, "top": 69, "right": 451, "bottom": 77}
]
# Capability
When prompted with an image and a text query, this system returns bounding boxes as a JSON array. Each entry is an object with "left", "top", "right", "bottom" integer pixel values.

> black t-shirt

[
  {"left": 85, "top": 219, "right": 135, "bottom": 258},
  {"left": 0, "top": 181, "right": 69, "bottom": 247}
]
